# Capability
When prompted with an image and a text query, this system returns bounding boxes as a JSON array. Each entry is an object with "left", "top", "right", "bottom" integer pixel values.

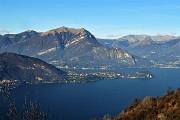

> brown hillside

[{"left": 114, "top": 88, "right": 180, "bottom": 120}]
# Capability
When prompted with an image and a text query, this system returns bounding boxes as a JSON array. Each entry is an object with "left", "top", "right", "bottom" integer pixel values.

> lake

[{"left": 1, "top": 68, "right": 180, "bottom": 120}]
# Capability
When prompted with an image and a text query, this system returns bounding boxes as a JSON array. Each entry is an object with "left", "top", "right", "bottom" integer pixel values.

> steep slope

[
  {"left": 114, "top": 88, "right": 180, "bottom": 120},
  {"left": 0, "top": 52, "right": 67, "bottom": 83},
  {"left": 98, "top": 35, "right": 180, "bottom": 66},
  {"left": 0, "top": 27, "right": 150, "bottom": 69}
]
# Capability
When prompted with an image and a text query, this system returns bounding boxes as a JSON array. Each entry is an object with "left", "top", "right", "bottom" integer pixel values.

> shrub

[{"left": 0, "top": 86, "right": 50, "bottom": 120}]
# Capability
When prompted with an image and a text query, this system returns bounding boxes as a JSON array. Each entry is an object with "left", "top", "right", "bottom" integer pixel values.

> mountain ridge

[
  {"left": 0, "top": 52, "right": 67, "bottom": 82},
  {"left": 98, "top": 35, "right": 180, "bottom": 67},
  {"left": 0, "top": 27, "right": 151, "bottom": 69}
]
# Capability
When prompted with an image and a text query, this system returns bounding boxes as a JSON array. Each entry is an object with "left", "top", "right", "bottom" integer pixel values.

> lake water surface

[{"left": 1, "top": 68, "right": 180, "bottom": 120}]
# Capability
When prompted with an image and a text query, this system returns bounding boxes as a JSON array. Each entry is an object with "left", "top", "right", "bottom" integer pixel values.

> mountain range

[
  {"left": 98, "top": 35, "right": 180, "bottom": 67},
  {"left": 0, "top": 27, "right": 151, "bottom": 69}
]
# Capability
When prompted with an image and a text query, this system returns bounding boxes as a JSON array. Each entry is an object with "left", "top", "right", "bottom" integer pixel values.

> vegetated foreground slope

[{"left": 114, "top": 88, "right": 180, "bottom": 120}]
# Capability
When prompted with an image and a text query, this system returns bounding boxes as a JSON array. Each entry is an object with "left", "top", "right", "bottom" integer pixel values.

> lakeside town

[{"left": 0, "top": 71, "right": 153, "bottom": 91}]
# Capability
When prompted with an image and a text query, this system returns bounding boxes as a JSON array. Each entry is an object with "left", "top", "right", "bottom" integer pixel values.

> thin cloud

[
  {"left": 159, "top": 15, "right": 180, "bottom": 19},
  {"left": 95, "top": 33, "right": 123, "bottom": 39},
  {"left": 166, "top": 5, "right": 180, "bottom": 10},
  {"left": 105, "top": 34, "right": 122, "bottom": 38},
  {"left": 102, "top": 8, "right": 139, "bottom": 12},
  {"left": 0, "top": 29, "right": 12, "bottom": 35}
]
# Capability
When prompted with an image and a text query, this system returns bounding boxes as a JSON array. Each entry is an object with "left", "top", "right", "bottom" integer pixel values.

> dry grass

[{"left": 113, "top": 88, "right": 180, "bottom": 120}]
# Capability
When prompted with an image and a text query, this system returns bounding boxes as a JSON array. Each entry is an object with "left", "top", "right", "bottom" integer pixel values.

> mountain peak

[
  {"left": 21, "top": 30, "right": 38, "bottom": 35},
  {"left": 19, "top": 30, "right": 38, "bottom": 37},
  {"left": 47, "top": 26, "right": 86, "bottom": 34},
  {"left": 0, "top": 27, "right": 151, "bottom": 69},
  {"left": 25, "top": 30, "right": 36, "bottom": 32},
  {"left": 40, "top": 26, "right": 90, "bottom": 37}
]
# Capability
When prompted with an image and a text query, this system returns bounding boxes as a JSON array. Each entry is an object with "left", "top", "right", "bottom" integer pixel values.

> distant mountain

[
  {"left": 0, "top": 52, "right": 67, "bottom": 83},
  {"left": 0, "top": 27, "right": 151, "bottom": 69},
  {"left": 98, "top": 35, "right": 180, "bottom": 48},
  {"left": 120, "top": 35, "right": 179, "bottom": 42},
  {"left": 98, "top": 35, "right": 180, "bottom": 67}
]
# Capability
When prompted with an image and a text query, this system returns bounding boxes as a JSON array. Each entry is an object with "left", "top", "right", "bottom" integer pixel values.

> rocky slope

[
  {"left": 98, "top": 35, "right": 180, "bottom": 67},
  {"left": 0, "top": 27, "right": 151, "bottom": 69}
]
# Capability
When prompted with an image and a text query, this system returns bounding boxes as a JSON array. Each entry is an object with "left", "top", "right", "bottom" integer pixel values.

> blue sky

[{"left": 0, "top": 0, "right": 180, "bottom": 38}]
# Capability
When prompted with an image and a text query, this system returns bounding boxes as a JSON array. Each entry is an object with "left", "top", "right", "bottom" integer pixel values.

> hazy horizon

[{"left": 1, "top": 26, "right": 180, "bottom": 40}]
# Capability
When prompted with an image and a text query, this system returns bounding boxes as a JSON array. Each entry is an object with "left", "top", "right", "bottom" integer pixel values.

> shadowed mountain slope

[{"left": 0, "top": 27, "right": 151, "bottom": 69}]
